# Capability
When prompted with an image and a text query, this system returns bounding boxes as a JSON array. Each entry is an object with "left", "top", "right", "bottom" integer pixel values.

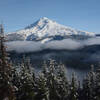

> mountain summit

[
  {"left": 25, "top": 17, "right": 55, "bottom": 29},
  {"left": 7, "top": 17, "right": 95, "bottom": 41}
]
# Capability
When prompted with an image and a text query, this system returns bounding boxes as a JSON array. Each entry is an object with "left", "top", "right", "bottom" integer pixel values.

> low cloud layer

[
  {"left": 6, "top": 37, "right": 100, "bottom": 53},
  {"left": 84, "top": 37, "right": 100, "bottom": 46}
]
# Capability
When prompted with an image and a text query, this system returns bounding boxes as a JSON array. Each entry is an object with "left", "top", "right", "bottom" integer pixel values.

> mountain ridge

[{"left": 6, "top": 17, "right": 95, "bottom": 41}]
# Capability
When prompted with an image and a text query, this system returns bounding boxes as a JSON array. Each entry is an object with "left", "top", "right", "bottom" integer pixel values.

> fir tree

[
  {"left": 42, "top": 60, "right": 69, "bottom": 100},
  {"left": 69, "top": 73, "right": 78, "bottom": 100},
  {"left": 56, "top": 63, "right": 69, "bottom": 100},
  {"left": 34, "top": 73, "right": 49, "bottom": 100},
  {"left": 82, "top": 65, "right": 96, "bottom": 100},
  {"left": 45, "top": 60, "right": 60, "bottom": 100},
  {"left": 88, "top": 65, "right": 96, "bottom": 100},
  {"left": 0, "top": 24, "right": 15, "bottom": 100},
  {"left": 95, "top": 66, "right": 100, "bottom": 100},
  {"left": 17, "top": 57, "right": 35, "bottom": 100}
]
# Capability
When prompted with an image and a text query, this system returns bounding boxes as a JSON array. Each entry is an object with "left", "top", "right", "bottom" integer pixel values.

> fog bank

[{"left": 6, "top": 37, "right": 100, "bottom": 53}]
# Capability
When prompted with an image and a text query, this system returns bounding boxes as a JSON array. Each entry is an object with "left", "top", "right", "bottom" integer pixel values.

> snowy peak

[
  {"left": 37, "top": 17, "right": 55, "bottom": 24},
  {"left": 25, "top": 17, "right": 55, "bottom": 29},
  {"left": 7, "top": 17, "right": 95, "bottom": 41}
]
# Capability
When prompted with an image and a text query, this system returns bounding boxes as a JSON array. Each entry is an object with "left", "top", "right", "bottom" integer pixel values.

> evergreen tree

[
  {"left": 69, "top": 73, "right": 78, "bottom": 100},
  {"left": 42, "top": 60, "right": 69, "bottom": 100},
  {"left": 11, "top": 64, "right": 22, "bottom": 100},
  {"left": 34, "top": 73, "right": 49, "bottom": 100},
  {"left": 17, "top": 57, "right": 35, "bottom": 100},
  {"left": 82, "top": 65, "right": 96, "bottom": 100},
  {"left": 0, "top": 24, "right": 15, "bottom": 100},
  {"left": 88, "top": 65, "right": 96, "bottom": 100},
  {"left": 95, "top": 66, "right": 100, "bottom": 100},
  {"left": 44, "top": 60, "right": 60, "bottom": 100},
  {"left": 82, "top": 75, "right": 90, "bottom": 100},
  {"left": 56, "top": 63, "right": 69, "bottom": 100}
]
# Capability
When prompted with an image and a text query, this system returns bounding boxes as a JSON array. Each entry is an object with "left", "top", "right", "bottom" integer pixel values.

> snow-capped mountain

[{"left": 7, "top": 17, "right": 95, "bottom": 41}]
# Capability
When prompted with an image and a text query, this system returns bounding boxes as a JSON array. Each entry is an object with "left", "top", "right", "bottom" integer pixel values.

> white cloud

[
  {"left": 6, "top": 41, "right": 42, "bottom": 53},
  {"left": 45, "top": 39, "right": 82, "bottom": 50},
  {"left": 84, "top": 37, "right": 100, "bottom": 46},
  {"left": 6, "top": 37, "right": 100, "bottom": 53}
]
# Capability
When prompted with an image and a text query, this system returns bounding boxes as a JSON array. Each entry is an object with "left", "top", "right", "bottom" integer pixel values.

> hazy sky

[{"left": 0, "top": 0, "right": 100, "bottom": 33}]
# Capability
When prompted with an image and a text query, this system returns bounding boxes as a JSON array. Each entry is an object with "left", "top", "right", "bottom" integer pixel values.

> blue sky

[{"left": 0, "top": 0, "right": 100, "bottom": 33}]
